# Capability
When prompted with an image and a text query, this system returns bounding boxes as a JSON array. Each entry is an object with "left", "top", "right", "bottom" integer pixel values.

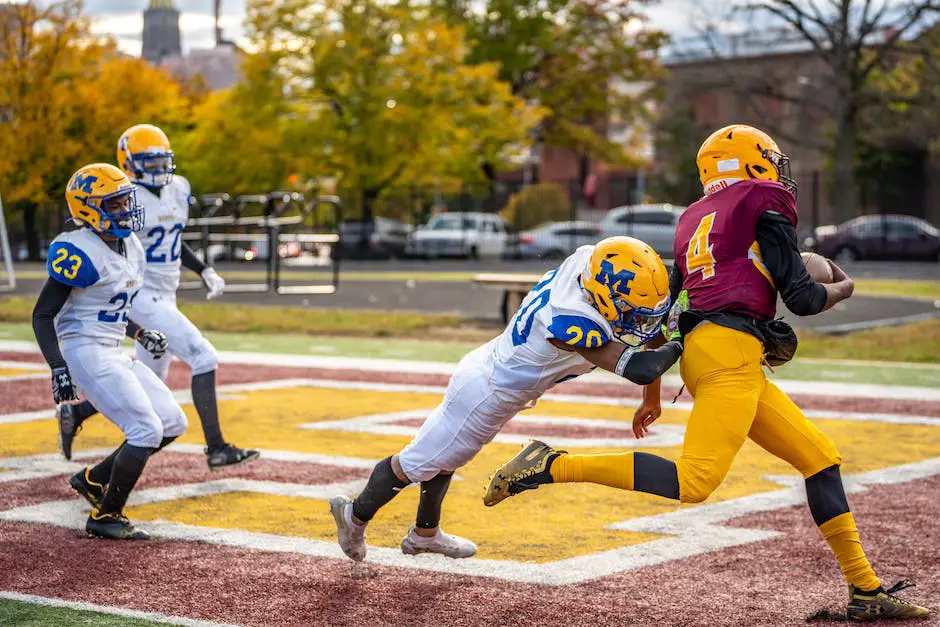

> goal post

[{"left": 0, "top": 193, "right": 16, "bottom": 291}]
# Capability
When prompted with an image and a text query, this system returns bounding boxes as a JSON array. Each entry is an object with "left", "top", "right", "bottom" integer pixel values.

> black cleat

[
  {"left": 57, "top": 403, "right": 84, "bottom": 461},
  {"left": 69, "top": 468, "right": 105, "bottom": 510},
  {"left": 206, "top": 443, "right": 260, "bottom": 471},
  {"left": 86, "top": 510, "right": 150, "bottom": 540}
]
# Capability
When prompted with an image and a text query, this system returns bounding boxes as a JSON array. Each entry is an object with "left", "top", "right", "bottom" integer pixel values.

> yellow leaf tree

[{"left": 240, "top": 0, "right": 545, "bottom": 220}]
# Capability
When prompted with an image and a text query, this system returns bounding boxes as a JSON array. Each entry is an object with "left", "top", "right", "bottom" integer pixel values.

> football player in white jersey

[
  {"left": 32, "top": 163, "right": 188, "bottom": 540},
  {"left": 329, "top": 237, "right": 682, "bottom": 561},
  {"left": 57, "top": 124, "right": 258, "bottom": 470}
]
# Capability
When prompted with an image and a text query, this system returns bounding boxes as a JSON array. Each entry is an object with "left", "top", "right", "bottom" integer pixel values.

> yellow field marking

[
  {"left": 7, "top": 382, "right": 940, "bottom": 564},
  {"left": 0, "top": 367, "right": 38, "bottom": 377}
]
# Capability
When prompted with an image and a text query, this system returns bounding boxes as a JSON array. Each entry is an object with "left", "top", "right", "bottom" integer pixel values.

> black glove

[
  {"left": 137, "top": 329, "right": 168, "bottom": 359},
  {"left": 52, "top": 366, "right": 78, "bottom": 404},
  {"left": 758, "top": 318, "right": 798, "bottom": 366}
]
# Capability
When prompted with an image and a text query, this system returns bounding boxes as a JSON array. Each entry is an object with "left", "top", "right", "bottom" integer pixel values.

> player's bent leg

[
  {"left": 401, "top": 471, "right": 477, "bottom": 559},
  {"left": 675, "top": 323, "right": 764, "bottom": 503},
  {"left": 131, "top": 359, "right": 188, "bottom": 440}
]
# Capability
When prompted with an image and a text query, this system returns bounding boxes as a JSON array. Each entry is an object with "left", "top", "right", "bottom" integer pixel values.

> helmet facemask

[
  {"left": 128, "top": 152, "right": 175, "bottom": 189},
  {"left": 759, "top": 147, "right": 796, "bottom": 196},
  {"left": 87, "top": 188, "right": 144, "bottom": 238},
  {"left": 612, "top": 296, "right": 671, "bottom": 347}
]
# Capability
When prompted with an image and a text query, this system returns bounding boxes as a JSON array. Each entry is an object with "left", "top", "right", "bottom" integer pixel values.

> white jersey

[
  {"left": 135, "top": 176, "right": 192, "bottom": 293},
  {"left": 489, "top": 246, "right": 615, "bottom": 400},
  {"left": 47, "top": 229, "right": 145, "bottom": 344}
]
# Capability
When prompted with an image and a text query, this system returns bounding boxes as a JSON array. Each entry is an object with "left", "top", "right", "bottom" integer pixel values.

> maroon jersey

[{"left": 674, "top": 179, "right": 798, "bottom": 320}]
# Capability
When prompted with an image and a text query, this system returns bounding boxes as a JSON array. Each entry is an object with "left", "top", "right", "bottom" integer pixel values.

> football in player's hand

[{"left": 801, "top": 252, "right": 834, "bottom": 283}]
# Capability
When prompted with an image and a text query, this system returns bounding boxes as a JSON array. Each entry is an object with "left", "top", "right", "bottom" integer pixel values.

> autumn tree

[
  {"left": 743, "top": 0, "right": 939, "bottom": 219},
  {"left": 432, "top": 0, "right": 668, "bottom": 187},
  {"left": 242, "top": 0, "right": 544, "bottom": 221},
  {"left": 0, "top": 1, "right": 190, "bottom": 259}
]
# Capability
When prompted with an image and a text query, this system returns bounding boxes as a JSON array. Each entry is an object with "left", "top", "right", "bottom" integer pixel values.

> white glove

[{"left": 201, "top": 267, "right": 225, "bottom": 300}]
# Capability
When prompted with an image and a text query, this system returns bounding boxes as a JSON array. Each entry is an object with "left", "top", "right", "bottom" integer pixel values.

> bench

[{"left": 472, "top": 273, "right": 541, "bottom": 324}]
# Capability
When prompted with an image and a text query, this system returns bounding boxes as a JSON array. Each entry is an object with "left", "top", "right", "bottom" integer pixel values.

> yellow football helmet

[
  {"left": 582, "top": 236, "right": 671, "bottom": 346},
  {"left": 116, "top": 123, "right": 176, "bottom": 188},
  {"left": 696, "top": 124, "right": 795, "bottom": 195},
  {"left": 65, "top": 163, "right": 143, "bottom": 238}
]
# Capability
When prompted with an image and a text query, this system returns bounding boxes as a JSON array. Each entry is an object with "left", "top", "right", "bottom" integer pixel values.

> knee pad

[
  {"left": 162, "top": 406, "right": 188, "bottom": 439},
  {"left": 185, "top": 337, "right": 219, "bottom": 376},
  {"left": 677, "top": 459, "right": 724, "bottom": 504},
  {"left": 397, "top": 449, "right": 441, "bottom": 483},
  {"left": 125, "top": 415, "right": 164, "bottom": 449}
]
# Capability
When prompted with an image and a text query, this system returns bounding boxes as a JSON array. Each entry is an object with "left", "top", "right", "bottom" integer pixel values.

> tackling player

[
  {"left": 485, "top": 125, "right": 928, "bottom": 620},
  {"left": 57, "top": 124, "right": 258, "bottom": 471},
  {"left": 32, "top": 164, "right": 188, "bottom": 539},
  {"left": 330, "top": 237, "right": 682, "bottom": 560}
]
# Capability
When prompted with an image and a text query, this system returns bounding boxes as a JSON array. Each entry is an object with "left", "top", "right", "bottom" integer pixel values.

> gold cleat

[
  {"left": 847, "top": 581, "right": 930, "bottom": 621},
  {"left": 483, "top": 439, "right": 564, "bottom": 507}
]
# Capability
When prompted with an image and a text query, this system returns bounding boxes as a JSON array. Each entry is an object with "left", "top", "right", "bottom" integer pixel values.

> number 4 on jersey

[{"left": 687, "top": 211, "right": 717, "bottom": 280}]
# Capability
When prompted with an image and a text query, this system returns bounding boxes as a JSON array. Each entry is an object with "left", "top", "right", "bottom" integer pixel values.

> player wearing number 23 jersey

[
  {"left": 32, "top": 163, "right": 188, "bottom": 541},
  {"left": 329, "top": 237, "right": 682, "bottom": 562}
]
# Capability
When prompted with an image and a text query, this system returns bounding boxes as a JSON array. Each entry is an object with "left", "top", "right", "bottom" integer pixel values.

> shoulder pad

[
  {"left": 548, "top": 314, "right": 610, "bottom": 348},
  {"left": 47, "top": 240, "right": 99, "bottom": 288},
  {"left": 747, "top": 180, "right": 798, "bottom": 227}
]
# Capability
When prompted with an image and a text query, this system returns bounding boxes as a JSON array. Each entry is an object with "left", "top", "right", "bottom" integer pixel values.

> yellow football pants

[{"left": 676, "top": 322, "right": 842, "bottom": 504}]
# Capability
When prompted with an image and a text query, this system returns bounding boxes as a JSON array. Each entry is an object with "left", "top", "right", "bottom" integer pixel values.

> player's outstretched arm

[{"left": 556, "top": 339, "right": 683, "bottom": 386}]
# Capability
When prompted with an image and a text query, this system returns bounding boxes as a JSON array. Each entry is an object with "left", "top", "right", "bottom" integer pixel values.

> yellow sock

[
  {"left": 819, "top": 512, "right": 881, "bottom": 591},
  {"left": 549, "top": 452, "right": 634, "bottom": 490}
]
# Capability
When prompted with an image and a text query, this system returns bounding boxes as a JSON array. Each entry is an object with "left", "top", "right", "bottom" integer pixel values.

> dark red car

[{"left": 805, "top": 214, "right": 940, "bottom": 262}]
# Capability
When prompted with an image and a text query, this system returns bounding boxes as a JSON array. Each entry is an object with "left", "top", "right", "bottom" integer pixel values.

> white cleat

[
  {"left": 400, "top": 525, "right": 477, "bottom": 559},
  {"left": 329, "top": 496, "right": 367, "bottom": 562}
]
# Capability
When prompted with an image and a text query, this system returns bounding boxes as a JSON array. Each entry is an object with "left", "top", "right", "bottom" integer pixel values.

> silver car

[
  {"left": 599, "top": 204, "right": 685, "bottom": 258},
  {"left": 512, "top": 221, "right": 603, "bottom": 259}
]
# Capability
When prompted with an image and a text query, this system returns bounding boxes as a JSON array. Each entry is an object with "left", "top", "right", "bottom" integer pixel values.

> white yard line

[{"left": 0, "top": 591, "right": 242, "bottom": 627}]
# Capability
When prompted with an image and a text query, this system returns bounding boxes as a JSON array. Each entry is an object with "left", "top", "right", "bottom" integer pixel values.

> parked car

[
  {"left": 806, "top": 214, "right": 940, "bottom": 262},
  {"left": 599, "top": 204, "right": 685, "bottom": 257},
  {"left": 407, "top": 212, "right": 509, "bottom": 259},
  {"left": 508, "top": 220, "right": 603, "bottom": 259},
  {"left": 337, "top": 218, "right": 412, "bottom": 259}
]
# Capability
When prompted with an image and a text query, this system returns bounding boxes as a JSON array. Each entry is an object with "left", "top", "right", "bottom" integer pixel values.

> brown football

[{"left": 801, "top": 252, "right": 834, "bottom": 283}]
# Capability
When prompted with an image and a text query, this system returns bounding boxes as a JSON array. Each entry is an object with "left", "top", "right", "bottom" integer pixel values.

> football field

[{"left": 0, "top": 338, "right": 938, "bottom": 626}]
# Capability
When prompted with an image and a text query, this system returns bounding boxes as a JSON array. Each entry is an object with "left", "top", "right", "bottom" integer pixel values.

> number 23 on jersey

[{"left": 686, "top": 211, "right": 717, "bottom": 280}]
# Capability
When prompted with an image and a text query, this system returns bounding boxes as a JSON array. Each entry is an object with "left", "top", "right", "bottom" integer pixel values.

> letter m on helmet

[
  {"left": 70, "top": 173, "right": 97, "bottom": 194},
  {"left": 595, "top": 259, "right": 635, "bottom": 297}
]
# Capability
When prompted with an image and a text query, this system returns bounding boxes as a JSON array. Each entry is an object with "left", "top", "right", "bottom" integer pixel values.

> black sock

[
  {"left": 74, "top": 399, "right": 98, "bottom": 423},
  {"left": 805, "top": 465, "right": 850, "bottom": 526},
  {"left": 633, "top": 452, "right": 680, "bottom": 500},
  {"left": 154, "top": 436, "right": 178, "bottom": 454},
  {"left": 192, "top": 371, "right": 225, "bottom": 451},
  {"left": 352, "top": 456, "right": 408, "bottom": 523},
  {"left": 88, "top": 441, "right": 126, "bottom": 485},
  {"left": 98, "top": 444, "right": 152, "bottom": 515},
  {"left": 416, "top": 472, "right": 452, "bottom": 529}
]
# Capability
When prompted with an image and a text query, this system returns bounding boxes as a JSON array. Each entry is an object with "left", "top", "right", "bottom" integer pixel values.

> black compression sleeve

[
  {"left": 125, "top": 318, "right": 142, "bottom": 340},
  {"left": 180, "top": 242, "right": 207, "bottom": 275},
  {"left": 668, "top": 264, "right": 683, "bottom": 304},
  {"left": 756, "top": 212, "right": 827, "bottom": 316},
  {"left": 32, "top": 278, "right": 71, "bottom": 370},
  {"left": 619, "top": 340, "right": 682, "bottom": 385}
]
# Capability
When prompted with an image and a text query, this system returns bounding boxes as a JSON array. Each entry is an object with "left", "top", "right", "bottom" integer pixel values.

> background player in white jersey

[
  {"left": 32, "top": 163, "right": 187, "bottom": 540},
  {"left": 329, "top": 237, "right": 682, "bottom": 561},
  {"left": 57, "top": 124, "right": 258, "bottom": 470}
]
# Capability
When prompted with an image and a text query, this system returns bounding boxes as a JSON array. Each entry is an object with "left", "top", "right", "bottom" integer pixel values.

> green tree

[
  {"left": 432, "top": 0, "right": 667, "bottom": 170},
  {"left": 243, "top": 0, "right": 544, "bottom": 220}
]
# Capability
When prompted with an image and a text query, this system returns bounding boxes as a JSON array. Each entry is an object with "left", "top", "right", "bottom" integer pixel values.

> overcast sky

[{"left": 83, "top": 0, "right": 698, "bottom": 57}]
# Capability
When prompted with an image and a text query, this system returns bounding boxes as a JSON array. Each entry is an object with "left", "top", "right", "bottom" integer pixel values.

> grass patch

[
  {"left": 798, "top": 318, "right": 940, "bottom": 363},
  {"left": 853, "top": 279, "right": 940, "bottom": 302},
  {"left": 0, "top": 296, "right": 497, "bottom": 341},
  {"left": 0, "top": 598, "right": 163, "bottom": 627}
]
